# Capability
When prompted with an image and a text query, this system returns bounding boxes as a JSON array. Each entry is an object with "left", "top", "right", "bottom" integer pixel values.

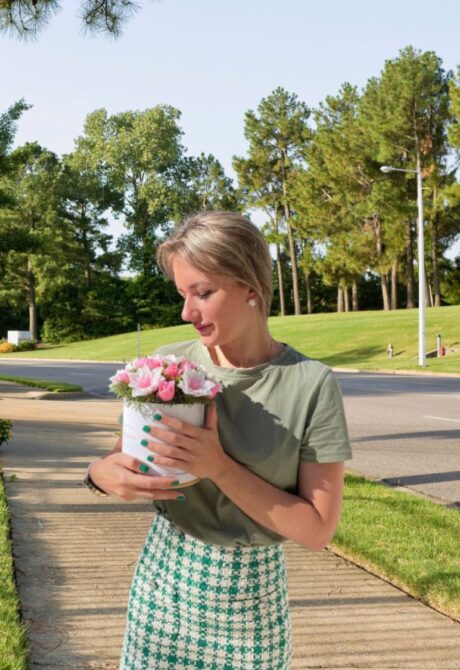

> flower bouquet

[{"left": 109, "top": 355, "right": 222, "bottom": 485}]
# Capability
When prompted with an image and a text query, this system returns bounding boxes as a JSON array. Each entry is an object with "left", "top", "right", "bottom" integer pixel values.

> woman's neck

[{"left": 208, "top": 333, "right": 282, "bottom": 369}]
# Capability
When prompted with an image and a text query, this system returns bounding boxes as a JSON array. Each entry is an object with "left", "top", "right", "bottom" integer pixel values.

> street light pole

[
  {"left": 415, "top": 154, "right": 426, "bottom": 367},
  {"left": 380, "top": 164, "right": 426, "bottom": 367}
]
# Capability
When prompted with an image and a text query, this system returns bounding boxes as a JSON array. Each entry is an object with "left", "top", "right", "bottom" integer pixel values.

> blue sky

[{"left": 2, "top": 0, "right": 460, "bottom": 256}]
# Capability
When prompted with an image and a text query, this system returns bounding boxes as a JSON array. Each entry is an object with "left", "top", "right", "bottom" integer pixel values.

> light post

[{"left": 380, "top": 163, "right": 426, "bottom": 367}]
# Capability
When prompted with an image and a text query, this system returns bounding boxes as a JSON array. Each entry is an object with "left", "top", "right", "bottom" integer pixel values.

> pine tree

[
  {"left": 360, "top": 46, "right": 452, "bottom": 309},
  {"left": 234, "top": 87, "right": 311, "bottom": 315},
  {"left": 233, "top": 151, "right": 287, "bottom": 315},
  {"left": 0, "top": 1, "right": 140, "bottom": 39},
  {"left": 182, "top": 153, "right": 240, "bottom": 213},
  {"left": 0, "top": 142, "right": 62, "bottom": 339}
]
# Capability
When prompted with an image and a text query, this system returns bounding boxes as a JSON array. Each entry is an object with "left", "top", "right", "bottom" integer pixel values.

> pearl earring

[{"left": 248, "top": 298, "right": 257, "bottom": 307}]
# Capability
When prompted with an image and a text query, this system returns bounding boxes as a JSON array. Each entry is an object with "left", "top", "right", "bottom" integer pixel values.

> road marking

[{"left": 423, "top": 415, "right": 460, "bottom": 424}]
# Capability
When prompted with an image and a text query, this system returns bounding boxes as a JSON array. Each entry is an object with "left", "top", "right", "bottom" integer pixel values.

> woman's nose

[{"left": 181, "top": 297, "right": 199, "bottom": 322}]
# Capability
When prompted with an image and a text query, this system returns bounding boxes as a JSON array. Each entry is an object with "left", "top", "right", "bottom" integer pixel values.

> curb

[
  {"left": 0, "top": 357, "right": 123, "bottom": 364},
  {"left": 25, "top": 390, "right": 94, "bottom": 400},
  {"left": 332, "top": 366, "right": 460, "bottom": 378}
]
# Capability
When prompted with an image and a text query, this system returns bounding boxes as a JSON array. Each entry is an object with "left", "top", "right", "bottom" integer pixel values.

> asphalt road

[{"left": 1, "top": 359, "right": 459, "bottom": 506}]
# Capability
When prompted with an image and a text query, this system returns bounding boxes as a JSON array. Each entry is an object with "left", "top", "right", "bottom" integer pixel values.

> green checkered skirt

[{"left": 120, "top": 513, "right": 291, "bottom": 669}]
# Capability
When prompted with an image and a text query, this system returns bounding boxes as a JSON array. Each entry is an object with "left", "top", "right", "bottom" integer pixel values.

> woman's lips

[{"left": 194, "top": 323, "right": 213, "bottom": 335}]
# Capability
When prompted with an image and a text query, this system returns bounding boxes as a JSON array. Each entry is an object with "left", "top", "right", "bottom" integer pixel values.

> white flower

[
  {"left": 178, "top": 367, "right": 218, "bottom": 397},
  {"left": 128, "top": 365, "right": 164, "bottom": 397}
]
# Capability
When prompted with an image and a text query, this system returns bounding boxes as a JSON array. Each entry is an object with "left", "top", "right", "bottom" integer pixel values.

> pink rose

[
  {"left": 146, "top": 356, "right": 164, "bottom": 369},
  {"left": 133, "top": 356, "right": 163, "bottom": 370},
  {"left": 110, "top": 370, "right": 130, "bottom": 384},
  {"left": 157, "top": 380, "right": 175, "bottom": 402},
  {"left": 164, "top": 363, "right": 180, "bottom": 378}
]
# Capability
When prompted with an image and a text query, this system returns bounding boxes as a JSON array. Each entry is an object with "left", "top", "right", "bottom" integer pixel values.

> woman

[{"left": 87, "top": 211, "right": 352, "bottom": 670}]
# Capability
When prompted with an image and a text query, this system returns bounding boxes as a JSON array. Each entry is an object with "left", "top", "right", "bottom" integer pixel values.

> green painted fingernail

[
  {"left": 141, "top": 439, "right": 149, "bottom": 446},
  {"left": 154, "top": 413, "right": 162, "bottom": 421},
  {"left": 142, "top": 425, "right": 151, "bottom": 433},
  {"left": 139, "top": 464, "right": 149, "bottom": 473},
  {"left": 171, "top": 480, "right": 180, "bottom": 486},
  {"left": 177, "top": 495, "right": 186, "bottom": 502},
  {"left": 147, "top": 455, "right": 154, "bottom": 462}
]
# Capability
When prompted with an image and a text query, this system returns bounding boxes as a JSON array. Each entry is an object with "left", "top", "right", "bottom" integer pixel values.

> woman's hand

[
  {"left": 89, "top": 452, "right": 185, "bottom": 502},
  {"left": 143, "top": 403, "right": 229, "bottom": 482}
]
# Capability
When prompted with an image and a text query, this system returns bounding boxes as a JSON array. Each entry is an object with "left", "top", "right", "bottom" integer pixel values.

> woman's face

[{"left": 172, "top": 255, "right": 255, "bottom": 347}]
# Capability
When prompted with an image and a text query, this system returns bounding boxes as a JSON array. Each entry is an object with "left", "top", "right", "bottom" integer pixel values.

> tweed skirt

[{"left": 120, "top": 513, "right": 292, "bottom": 670}]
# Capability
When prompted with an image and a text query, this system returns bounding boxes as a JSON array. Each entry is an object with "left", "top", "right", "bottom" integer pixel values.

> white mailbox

[{"left": 7, "top": 331, "right": 32, "bottom": 345}]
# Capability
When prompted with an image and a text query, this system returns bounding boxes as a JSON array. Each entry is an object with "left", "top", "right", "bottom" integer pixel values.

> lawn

[
  {"left": 332, "top": 474, "right": 460, "bottom": 621},
  {"left": 0, "top": 375, "right": 82, "bottom": 393},
  {"left": 0, "top": 469, "right": 29, "bottom": 670},
  {"left": 2, "top": 305, "right": 459, "bottom": 373}
]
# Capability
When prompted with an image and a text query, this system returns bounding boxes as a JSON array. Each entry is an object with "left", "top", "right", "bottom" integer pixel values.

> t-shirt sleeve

[{"left": 300, "top": 370, "right": 352, "bottom": 463}]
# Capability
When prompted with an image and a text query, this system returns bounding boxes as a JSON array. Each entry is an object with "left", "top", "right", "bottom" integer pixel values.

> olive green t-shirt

[{"left": 151, "top": 339, "right": 352, "bottom": 547}]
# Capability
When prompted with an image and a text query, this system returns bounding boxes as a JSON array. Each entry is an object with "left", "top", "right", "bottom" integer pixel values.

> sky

[{"left": 2, "top": 0, "right": 460, "bottom": 257}]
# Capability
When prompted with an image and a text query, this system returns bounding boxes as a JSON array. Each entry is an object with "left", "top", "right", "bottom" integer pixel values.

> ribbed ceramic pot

[{"left": 122, "top": 400, "right": 205, "bottom": 486}]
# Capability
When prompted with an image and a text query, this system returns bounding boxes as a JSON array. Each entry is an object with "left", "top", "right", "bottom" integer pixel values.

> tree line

[{"left": 1, "top": 45, "right": 460, "bottom": 343}]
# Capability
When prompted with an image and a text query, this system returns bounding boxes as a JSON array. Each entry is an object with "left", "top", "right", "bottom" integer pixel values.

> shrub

[
  {"left": 0, "top": 419, "right": 12, "bottom": 446},
  {"left": 14, "top": 340, "right": 37, "bottom": 352},
  {"left": 0, "top": 342, "right": 14, "bottom": 354}
]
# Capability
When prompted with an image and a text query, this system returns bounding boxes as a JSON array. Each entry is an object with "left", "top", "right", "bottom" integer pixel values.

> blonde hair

[{"left": 156, "top": 211, "right": 273, "bottom": 317}]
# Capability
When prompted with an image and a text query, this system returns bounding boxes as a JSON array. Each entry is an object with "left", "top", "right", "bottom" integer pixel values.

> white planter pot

[{"left": 122, "top": 400, "right": 205, "bottom": 486}]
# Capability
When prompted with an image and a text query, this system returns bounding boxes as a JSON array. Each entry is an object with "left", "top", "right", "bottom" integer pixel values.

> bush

[
  {"left": 0, "top": 340, "right": 37, "bottom": 353},
  {"left": 14, "top": 340, "right": 37, "bottom": 352},
  {"left": 0, "top": 419, "right": 12, "bottom": 446}
]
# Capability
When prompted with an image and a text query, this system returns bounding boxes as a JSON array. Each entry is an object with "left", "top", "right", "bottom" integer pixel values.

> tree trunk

[
  {"left": 281, "top": 161, "right": 301, "bottom": 315},
  {"left": 337, "top": 287, "right": 344, "bottom": 313},
  {"left": 380, "top": 273, "right": 391, "bottom": 311},
  {"left": 26, "top": 258, "right": 38, "bottom": 341},
  {"left": 286, "top": 220, "right": 301, "bottom": 315},
  {"left": 406, "top": 221, "right": 415, "bottom": 308},
  {"left": 275, "top": 243, "right": 286, "bottom": 316},
  {"left": 352, "top": 279, "right": 359, "bottom": 311},
  {"left": 425, "top": 274, "right": 433, "bottom": 307},
  {"left": 391, "top": 258, "right": 398, "bottom": 310},
  {"left": 427, "top": 279, "right": 434, "bottom": 308},
  {"left": 305, "top": 271, "right": 313, "bottom": 314},
  {"left": 431, "top": 218, "right": 441, "bottom": 307},
  {"left": 370, "top": 214, "right": 391, "bottom": 311},
  {"left": 344, "top": 286, "right": 350, "bottom": 312},
  {"left": 81, "top": 205, "right": 92, "bottom": 289}
]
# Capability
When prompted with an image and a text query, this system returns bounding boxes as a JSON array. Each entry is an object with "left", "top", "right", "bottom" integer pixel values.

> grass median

[
  {"left": 333, "top": 473, "right": 460, "bottom": 621},
  {"left": 1, "top": 305, "right": 459, "bottom": 373},
  {"left": 0, "top": 468, "right": 29, "bottom": 670},
  {"left": 0, "top": 375, "right": 82, "bottom": 393}
]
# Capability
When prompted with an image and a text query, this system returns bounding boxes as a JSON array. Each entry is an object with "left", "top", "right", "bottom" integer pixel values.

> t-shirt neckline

[{"left": 197, "top": 341, "right": 291, "bottom": 378}]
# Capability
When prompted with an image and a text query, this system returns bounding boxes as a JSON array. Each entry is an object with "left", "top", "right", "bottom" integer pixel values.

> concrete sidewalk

[{"left": 0, "top": 381, "right": 459, "bottom": 670}]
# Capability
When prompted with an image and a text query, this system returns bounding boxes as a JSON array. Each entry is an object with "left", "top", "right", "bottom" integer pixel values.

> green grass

[
  {"left": 0, "top": 469, "right": 29, "bottom": 670},
  {"left": 332, "top": 474, "right": 460, "bottom": 620},
  {"left": 0, "top": 375, "right": 82, "bottom": 393},
  {"left": 1, "top": 305, "right": 459, "bottom": 373}
]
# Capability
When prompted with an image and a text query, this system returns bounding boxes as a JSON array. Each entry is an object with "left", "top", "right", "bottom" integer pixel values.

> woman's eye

[{"left": 198, "top": 292, "right": 211, "bottom": 300}]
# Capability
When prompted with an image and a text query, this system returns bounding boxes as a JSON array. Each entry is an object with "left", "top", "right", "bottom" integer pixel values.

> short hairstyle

[{"left": 156, "top": 211, "right": 273, "bottom": 317}]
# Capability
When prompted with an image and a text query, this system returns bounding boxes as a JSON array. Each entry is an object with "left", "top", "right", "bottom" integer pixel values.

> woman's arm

[
  {"left": 146, "top": 405, "right": 345, "bottom": 550},
  {"left": 213, "top": 457, "right": 344, "bottom": 551}
]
